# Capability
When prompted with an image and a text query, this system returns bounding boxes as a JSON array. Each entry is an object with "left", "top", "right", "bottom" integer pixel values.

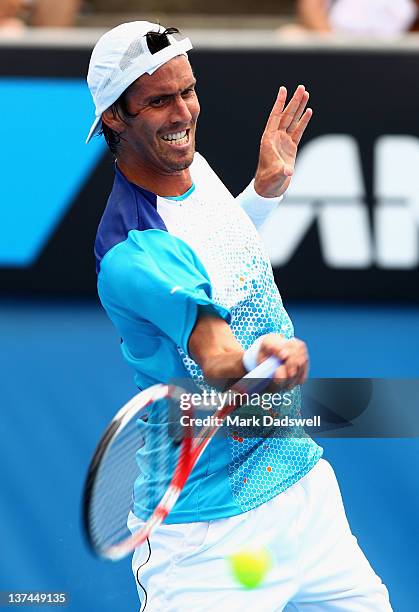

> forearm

[
  {"left": 198, "top": 349, "right": 246, "bottom": 389},
  {"left": 188, "top": 309, "right": 246, "bottom": 388},
  {"left": 297, "top": 0, "right": 331, "bottom": 31},
  {"left": 0, "top": 0, "right": 24, "bottom": 19},
  {"left": 30, "top": 0, "right": 81, "bottom": 26}
]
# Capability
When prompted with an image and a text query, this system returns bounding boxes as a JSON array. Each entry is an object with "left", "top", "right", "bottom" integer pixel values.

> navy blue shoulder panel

[{"left": 94, "top": 165, "right": 168, "bottom": 273}]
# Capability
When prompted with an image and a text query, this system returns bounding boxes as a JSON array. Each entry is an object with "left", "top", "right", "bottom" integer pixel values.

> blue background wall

[{"left": 1, "top": 299, "right": 418, "bottom": 611}]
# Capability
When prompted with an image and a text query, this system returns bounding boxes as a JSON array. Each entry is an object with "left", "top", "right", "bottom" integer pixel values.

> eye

[
  {"left": 150, "top": 97, "right": 166, "bottom": 108},
  {"left": 182, "top": 87, "right": 196, "bottom": 98}
]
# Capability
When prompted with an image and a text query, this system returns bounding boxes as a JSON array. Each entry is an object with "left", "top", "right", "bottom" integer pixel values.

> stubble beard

[{"left": 161, "top": 139, "right": 195, "bottom": 173}]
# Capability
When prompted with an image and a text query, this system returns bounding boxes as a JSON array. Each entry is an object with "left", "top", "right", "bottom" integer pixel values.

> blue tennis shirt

[{"left": 95, "top": 152, "right": 322, "bottom": 523}]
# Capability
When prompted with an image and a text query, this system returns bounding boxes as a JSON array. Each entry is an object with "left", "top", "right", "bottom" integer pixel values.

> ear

[{"left": 102, "top": 107, "right": 126, "bottom": 133}]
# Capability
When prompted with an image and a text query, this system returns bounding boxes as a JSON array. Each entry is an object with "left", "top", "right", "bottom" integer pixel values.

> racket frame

[{"left": 83, "top": 357, "right": 280, "bottom": 560}]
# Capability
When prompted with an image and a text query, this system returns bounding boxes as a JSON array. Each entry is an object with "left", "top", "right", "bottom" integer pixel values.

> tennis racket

[{"left": 82, "top": 356, "right": 280, "bottom": 561}]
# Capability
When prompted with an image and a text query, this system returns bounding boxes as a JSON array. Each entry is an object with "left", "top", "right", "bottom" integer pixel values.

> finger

[
  {"left": 278, "top": 85, "right": 306, "bottom": 131},
  {"left": 294, "top": 360, "right": 306, "bottom": 385},
  {"left": 287, "top": 91, "right": 309, "bottom": 134},
  {"left": 278, "top": 348, "right": 306, "bottom": 379},
  {"left": 281, "top": 162, "right": 294, "bottom": 178},
  {"left": 282, "top": 354, "right": 298, "bottom": 378},
  {"left": 257, "top": 334, "right": 287, "bottom": 363},
  {"left": 277, "top": 345, "right": 293, "bottom": 362},
  {"left": 273, "top": 351, "right": 297, "bottom": 382},
  {"left": 298, "top": 362, "right": 308, "bottom": 385},
  {"left": 273, "top": 364, "right": 289, "bottom": 385},
  {"left": 264, "top": 86, "right": 287, "bottom": 133},
  {"left": 257, "top": 346, "right": 282, "bottom": 365},
  {"left": 292, "top": 108, "right": 313, "bottom": 145}
]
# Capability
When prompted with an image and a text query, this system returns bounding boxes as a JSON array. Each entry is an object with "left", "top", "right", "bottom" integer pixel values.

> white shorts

[{"left": 128, "top": 459, "right": 392, "bottom": 611}]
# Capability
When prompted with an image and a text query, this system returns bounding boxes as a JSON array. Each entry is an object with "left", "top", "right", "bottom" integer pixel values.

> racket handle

[
  {"left": 244, "top": 355, "right": 281, "bottom": 380},
  {"left": 233, "top": 356, "right": 280, "bottom": 395}
]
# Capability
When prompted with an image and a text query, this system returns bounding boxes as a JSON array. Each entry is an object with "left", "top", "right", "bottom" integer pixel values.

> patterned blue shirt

[{"left": 95, "top": 153, "right": 322, "bottom": 523}]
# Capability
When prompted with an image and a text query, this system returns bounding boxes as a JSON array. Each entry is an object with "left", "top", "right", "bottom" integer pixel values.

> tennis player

[{"left": 86, "top": 22, "right": 392, "bottom": 611}]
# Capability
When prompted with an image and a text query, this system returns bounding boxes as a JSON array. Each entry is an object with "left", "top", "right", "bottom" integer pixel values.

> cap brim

[{"left": 86, "top": 116, "right": 102, "bottom": 144}]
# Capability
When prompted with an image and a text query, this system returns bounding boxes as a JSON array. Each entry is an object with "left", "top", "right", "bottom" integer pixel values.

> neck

[{"left": 117, "top": 159, "right": 193, "bottom": 197}]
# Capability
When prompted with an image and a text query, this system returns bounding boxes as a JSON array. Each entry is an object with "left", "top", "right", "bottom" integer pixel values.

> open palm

[{"left": 254, "top": 85, "right": 312, "bottom": 198}]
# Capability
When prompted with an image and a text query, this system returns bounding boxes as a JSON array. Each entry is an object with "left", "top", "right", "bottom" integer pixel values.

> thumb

[{"left": 257, "top": 335, "right": 286, "bottom": 364}]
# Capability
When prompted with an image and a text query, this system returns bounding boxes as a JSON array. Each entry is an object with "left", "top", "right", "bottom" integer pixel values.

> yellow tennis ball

[{"left": 228, "top": 547, "right": 272, "bottom": 589}]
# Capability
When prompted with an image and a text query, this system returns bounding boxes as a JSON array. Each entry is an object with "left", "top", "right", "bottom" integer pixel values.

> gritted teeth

[{"left": 161, "top": 130, "right": 188, "bottom": 141}]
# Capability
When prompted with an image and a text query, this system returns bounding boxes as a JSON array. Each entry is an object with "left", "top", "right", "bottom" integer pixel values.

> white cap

[{"left": 86, "top": 21, "right": 193, "bottom": 144}]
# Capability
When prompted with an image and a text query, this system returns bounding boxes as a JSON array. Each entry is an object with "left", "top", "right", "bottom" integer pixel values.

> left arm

[
  {"left": 30, "top": 0, "right": 81, "bottom": 25},
  {"left": 237, "top": 84, "right": 312, "bottom": 226},
  {"left": 235, "top": 180, "right": 283, "bottom": 230}
]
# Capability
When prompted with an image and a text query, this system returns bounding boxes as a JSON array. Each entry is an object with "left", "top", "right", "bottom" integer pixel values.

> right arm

[
  {"left": 188, "top": 309, "right": 309, "bottom": 390},
  {"left": 98, "top": 231, "right": 307, "bottom": 390},
  {"left": 0, "top": 0, "right": 25, "bottom": 19},
  {"left": 297, "top": 0, "right": 332, "bottom": 31},
  {"left": 188, "top": 307, "right": 246, "bottom": 385},
  {"left": 30, "top": 0, "right": 81, "bottom": 26}
]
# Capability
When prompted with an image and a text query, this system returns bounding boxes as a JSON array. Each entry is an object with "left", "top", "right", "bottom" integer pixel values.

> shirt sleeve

[
  {"left": 97, "top": 229, "right": 231, "bottom": 356},
  {"left": 236, "top": 179, "right": 283, "bottom": 230}
]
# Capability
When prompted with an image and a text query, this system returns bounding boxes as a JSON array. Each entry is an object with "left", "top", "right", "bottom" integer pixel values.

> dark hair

[{"left": 100, "top": 27, "right": 180, "bottom": 156}]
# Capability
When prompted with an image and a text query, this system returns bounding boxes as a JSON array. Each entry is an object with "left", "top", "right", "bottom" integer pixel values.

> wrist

[
  {"left": 242, "top": 335, "right": 268, "bottom": 372},
  {"left": 243, "top": 179, "right": 284, "bottom": 208},
  {"left": 254, "top": 177, "right": 286, "bottom": 199}
]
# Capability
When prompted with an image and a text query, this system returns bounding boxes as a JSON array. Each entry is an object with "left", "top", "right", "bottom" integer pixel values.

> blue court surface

[{"left": 1, "top": 299, "right": 418, "bottom": 611}]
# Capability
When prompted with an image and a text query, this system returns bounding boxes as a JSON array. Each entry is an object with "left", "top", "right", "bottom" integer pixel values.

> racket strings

[{"left": 87, "top": 396, "right": 181, "bottom": 552}]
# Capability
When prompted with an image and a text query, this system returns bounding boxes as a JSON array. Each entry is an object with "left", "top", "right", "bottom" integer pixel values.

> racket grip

[{"left": 243, "top": 355, "right": 281, "bottom": 380}]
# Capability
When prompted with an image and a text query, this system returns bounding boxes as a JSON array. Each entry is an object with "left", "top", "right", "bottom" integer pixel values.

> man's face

[{"left": 117, "top": 56, "right": 200, "bottom": 173}]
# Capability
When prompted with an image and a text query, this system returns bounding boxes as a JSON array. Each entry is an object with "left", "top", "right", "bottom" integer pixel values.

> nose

[{"left": 169, "top": 94, "right": 193, "bottom": 125}]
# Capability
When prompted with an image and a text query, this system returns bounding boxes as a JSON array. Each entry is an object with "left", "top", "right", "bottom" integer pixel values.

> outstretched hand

[{"left": 254, "top": 85, "right": 312, "bottom": 198}]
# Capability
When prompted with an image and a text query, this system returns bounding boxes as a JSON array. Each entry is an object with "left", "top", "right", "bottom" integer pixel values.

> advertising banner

[{"left": 1, "top": 41, "right": 418, "bottom": 299}]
